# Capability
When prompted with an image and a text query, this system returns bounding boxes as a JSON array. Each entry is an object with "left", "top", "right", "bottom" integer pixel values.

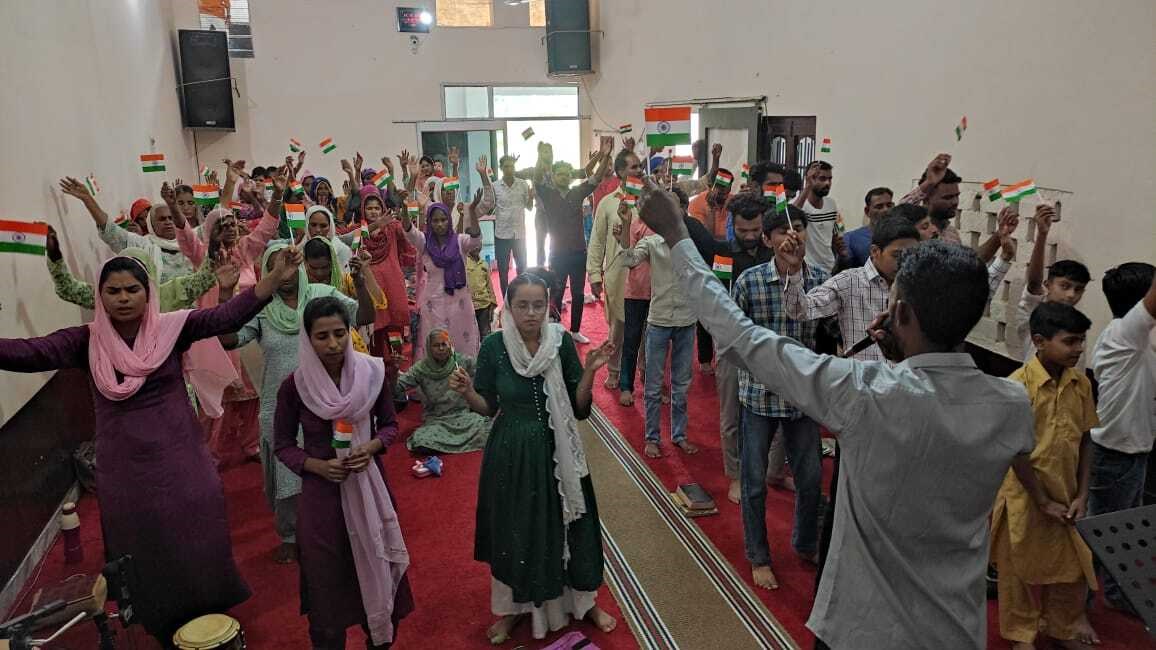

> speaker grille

[{"left": 178, "top": 30, "right": 235, "bottom": 130}]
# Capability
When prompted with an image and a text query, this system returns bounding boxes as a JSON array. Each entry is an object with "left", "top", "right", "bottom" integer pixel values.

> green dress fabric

[
  {"left": 48, "top": 255, "right": 217, "bottom": 312},
  {"left": 472, "top": 332, "right": 604, "bottom": 605},
  {"left": 397, "top": 355, "right": 490, "bottom": 453}
]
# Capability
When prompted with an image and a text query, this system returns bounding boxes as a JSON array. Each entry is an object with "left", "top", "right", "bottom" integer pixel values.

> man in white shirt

[
  {"left": 1088, "top": 262, "right": 1156, "bottom": 616},
  {"left": 638, "top": 184, "right": 1046, "bottom": 650},
  {"left": 793, "top": 160, "right": 839, "bottom": 273},
  {"left": 492, "top": 155, "right": 534, "bottom": 299}
]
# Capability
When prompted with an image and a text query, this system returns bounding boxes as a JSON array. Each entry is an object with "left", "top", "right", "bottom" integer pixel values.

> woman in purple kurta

[
  {"left": 0, "top": 252, "right": 299, "bottom": 642},
  {"left": 273, "top": 296, "right": 413, "bottom": 648}
]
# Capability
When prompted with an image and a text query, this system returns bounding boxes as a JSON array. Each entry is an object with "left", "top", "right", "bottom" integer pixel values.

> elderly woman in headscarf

[
  {"left": 396, "top": 327, "right": 489, "bottom": 454},
  {"left": 221, "top": 241, "right": 378, "bottom": 564},
  {"left": 403, "top": 155, "right": 494, "bottom": 360},
  {"left": 360, "top": 185, "right": 416, "bottom": 357},
  {"left": 0, "top": 248, "right": 303, "bottom": 644},
  {"left": 59, "top": 177, "right": 194, "bottom": 283},
  {"left": 449, "top": 272, "right": 618, "bottom": 643}
]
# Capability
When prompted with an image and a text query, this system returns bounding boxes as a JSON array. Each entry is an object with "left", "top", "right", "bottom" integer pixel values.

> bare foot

[
  {"left": 486, "top": 614, "right": 524, "bottom": 645},
  {"left": 768, "top": 475, "right": 796, "bottom": 492},
  {"left": 586, "top": 605, "right": 617, "bottom": 633},
  {"left": 727, "top": 480, "right": 740, "bottom": 505},
  {"left": 700, "top": 365, "right": 714, "bottom": 376},
  {"left": 644, "top": 442, "right": 663, "bottom": 458},
  {"left": 602, "top": 373, "right": 619, "bottom": 390},
  {"left": 751, "top": 565, "right": 779, "bottom": 590},
  {"left": 618, "top": 391, "right": 634, "bottom": 406},
  {"left": 274, "top": 542, "right": 297, "bottom": 564},
  {"left": 1071, "top": 614, "right": 1101, "bottom": 645},
  {"left": 676, "top": 440, "right": 699, "bottom": 455}
]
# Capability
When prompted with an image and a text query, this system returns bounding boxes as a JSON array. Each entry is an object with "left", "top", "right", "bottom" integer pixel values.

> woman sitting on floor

[{"left": 396, "top": 328, "right": 490, "bottom": 454}]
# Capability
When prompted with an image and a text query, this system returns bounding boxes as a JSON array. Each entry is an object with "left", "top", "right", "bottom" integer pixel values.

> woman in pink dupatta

[
  {"left": 360, "top": 186, "right": 414, "bottom": 357},
  {"left": 274, "top": 296, "right": 413, "bottom": 648},
  {"left": 177, "top": 178, "right": 283, "bottom": 467}
]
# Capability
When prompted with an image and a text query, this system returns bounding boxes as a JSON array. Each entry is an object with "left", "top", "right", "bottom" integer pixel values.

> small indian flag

[
  {"left": 352, "top": 224, "right": 369, "bottom": 252},
  {"left": 192, "top": 184, "right": 220, "bottom": 207},
  {"left": 319, "top": 137, "right": 336, "bottom": 154},
  {"left": 622, "top": 194, "right": 638, "bottom": 208},
  {"left": 623, "top": 177, "right": 644, "bottom": 196},
  {"left": 263, "top": 181, "right": 275, "bottom": 200},
  {"left": 955, "top": 116, "right": 968, "bottom": 141},
  {"left": 521, "top": 127, "right": 535, "bottom": 140},
  {"left": 199, "top": 164, "right": 209, "bottom": 182},
  {"left": 140, "top": 153, "right": 165, "bottom": 173},
  {"left": 774, "top": 185, "right": 788, "bottom": 213},
  {"left": 406, "top": 201, "right": 419, "bottom": 218},
  {"left": 332, "top": 419, "right": 353, "bottom": 449},
  {"left": 285, "top": 203, "right": 307, "bottom": 230},
  {"left": 618, "top": 123, "right": 632, "bottom": 134},
  {"left": 114, "top": 212, "right": 133, "bottom": 229},
  {"left": 714, "top": 170, "right": 734, "bottom": 188},
  {"left": 762, "top": 183, "right": 776, "bottom": 200},
  {"left": 84, "top": 174, "right": 101, "bottom": 195},
  {"left": 740, "top": 163, "right": 750, "bottom": 180},
  {"left": 0, "top": 220, "right": 49, "bottom": 256},
  {"left": 819, "top": 138, "right": 832, "bottom": 154},
  {"left": 1001, "top": 178, "right": 1037, "bottom": 203},
  {"left": 644, "top": 106, "right": 692, "bottom": 147},
  {"left": 289, "top": 179, "right": 304, "bottom": 196},
  {"left": 289, "top": 138, "right": 302, "bottom": 153},
  {"left": 371, "top": 169, "right": 393, "bottom": 190},
  {"left": 671, "top": 155, "right": 695, "bottom": 176},
  {"left": 712, "top": 255, "right": 734, "bottom": 280},
  {"left": 442, "top": 177, "right": 460, "bottom": 192},
  {"left": 983, "top": 178, "right": 1002, "bottom": 202},
  {"left": 389, "top": 332, "right": 404, "bottom": 349}
]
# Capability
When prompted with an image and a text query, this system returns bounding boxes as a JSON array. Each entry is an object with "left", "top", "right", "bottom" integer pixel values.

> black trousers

[
  {"left": 620, "top": 298, "right": 650, "bottom": 392},
  {"left": 494, "top": 237, "right": 526, "bottom": 300},
  {"left": 549, "top": 249, "right": 588, "bottom": 332},
  {"left": 696, "top": 322, "right": 714, "bottom": 364},
  {"left": 813, "top": 443, "right": 840, "bottom": 650}
]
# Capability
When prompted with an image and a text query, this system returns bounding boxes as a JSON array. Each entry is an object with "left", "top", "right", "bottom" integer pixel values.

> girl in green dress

[
  {"left": 449, "top": 273, "right": 618, "bottom": 643},
  {"left": 396, "top": 328, "right": 490, "bottom": 454}
]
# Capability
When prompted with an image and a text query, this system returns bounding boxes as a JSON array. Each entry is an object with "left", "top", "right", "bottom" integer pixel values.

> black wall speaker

[
  {"left": 545, "top": 0, "right": 592, "bottom": 76},
  {"left": 178, "top": 29, "right": 235, "bottom": 130}
]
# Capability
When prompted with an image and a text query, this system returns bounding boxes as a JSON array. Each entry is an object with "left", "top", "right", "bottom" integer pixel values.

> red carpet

[
  {"left": 8, "top": 400, "right": 631, "bottom": 649},
  {"left": 571, "top": 293, "right": 1151, "bottom": 649}
]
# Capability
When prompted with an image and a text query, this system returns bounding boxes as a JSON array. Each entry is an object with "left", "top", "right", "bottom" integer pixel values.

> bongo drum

[{"left": 172, "top": 614, "right": 245, "bottom": 649}]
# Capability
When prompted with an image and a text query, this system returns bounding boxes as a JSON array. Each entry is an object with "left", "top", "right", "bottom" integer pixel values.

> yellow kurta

[
  {"left": 992, "top": 356, "right": 1099, "bottom": 587},
  {"left": 586, "top": 190, "right": 635, "bottom": 324},
  {"left": 340, "top": 272, "right": 387, "bottom": 353}
]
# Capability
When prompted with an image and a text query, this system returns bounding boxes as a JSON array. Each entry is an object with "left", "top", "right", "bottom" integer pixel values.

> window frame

[{"left": 441, "top": 82, "right": 580, "bottom": 121}]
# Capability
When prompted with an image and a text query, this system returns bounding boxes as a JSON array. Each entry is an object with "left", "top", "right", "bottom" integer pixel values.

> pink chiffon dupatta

[{"left": 293, "top": 325, "right": 409, "bottom": 645}]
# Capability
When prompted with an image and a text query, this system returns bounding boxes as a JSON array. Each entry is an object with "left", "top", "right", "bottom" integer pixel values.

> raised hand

[
  {"left": 621, "top": 136, "right": 636, "bottom": 153},
  {"left": 600, "top": 135, "right": 615, "bottom": 156},
  {"left": 354, "top": 151, "right": 364, "bottom": 171},
  {"left": 215, "top": 261, "right": 241, "bottom": 291},
  {"left": 348, "top": 255, "right": 364, "bottom": 279},
  {"left": 776, "top": 230, "right": 805, "bottom": 273},
  {"left": 924, "top": 153, "right": 952, "bottom": 186},
  {"left": 616, "top": 200, "right": 632, "bottom": 226},
  {"left": 381, "top": 156, "right": 394, "bottom": 175},
  {"left": 475, "top": 155, "right": 489, "bottom": 175},
  {"left": 711, "top": 143, "right": 723, "bottom": 160},
  {"left": 224, "top": 159, "right": 246, "bottom": 182},
  {"left": 448, "top": 366, "right": 473, "bottom": 394},
  {"left": 160, "top": 181, "right": 175, "bottom": 204},
  {"left": 341, "top": 159, "right": 354, "bottom": 175},
  {"left": 270, "top": 247, "right": 303, "bottom": 283},
  {"left": 636, "top": 179, "right": 686, "bottom": 245},
  {"left": 1033, "top": 204, "right": 1056, "bottom": 239},
  {"left": 271, "top": 166, "right": 289, "bottom": 193},
  {"left": 471, "top": 188, "right": 483, "bottom": 211},
  {"left": 45, "top": 225, "right": 62, "bottom": 262},
  {"left": 584, "top": 341, "right": 616, "bottom": 370},
  {"left": 59, "top": 177, "right": 92, "bottom": 201},
  {"left": 397, "top": 149, "right": 411, "bottom": 169}
]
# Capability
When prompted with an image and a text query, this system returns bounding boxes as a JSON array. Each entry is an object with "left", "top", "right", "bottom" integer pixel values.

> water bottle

[{"left": 60, "top": 502, "right": 84, "bottom": 564}]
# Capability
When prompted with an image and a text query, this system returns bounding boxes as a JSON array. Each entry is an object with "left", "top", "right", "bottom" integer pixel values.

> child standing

[
  {"left": 992, "top": 302, "right": 1100, "bottom": 649},
  {"left": 465, "top": 241, "right": 497, "bottom": 339},
  {"left": 1016, "top": 204, "right": 1091, "bottom": 360}
]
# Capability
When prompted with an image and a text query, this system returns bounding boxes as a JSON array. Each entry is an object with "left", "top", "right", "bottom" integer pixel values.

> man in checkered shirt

[{"left": 731, "top": 203, "right": 828, "bottom": 591}]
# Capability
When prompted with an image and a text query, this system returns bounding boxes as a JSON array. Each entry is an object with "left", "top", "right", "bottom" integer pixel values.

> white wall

[{"left": 0, "top": 0, "right": 198, "bottom": 423}]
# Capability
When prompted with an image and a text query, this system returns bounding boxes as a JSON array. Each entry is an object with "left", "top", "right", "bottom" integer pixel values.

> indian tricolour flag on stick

[
  {"left": 114, "top": 212, "right": 133, "bottom": 229},
  {"left": 140, "top": 153, "right": 165, "bottom": 173},
  {"left": 774, "top": 185, "right": 788, "bottom": 213},
  {"left": 352, "top": 224, "right": 370, "bottom": 252},
  {"left": 442, "top": 177, "right": 460, "bottom": 192},
  {"left": 406, "top": 201, "right": 419, "bottom": 218},
  {"left": 819, "top": 138, "right": 832, "bottom": 154},
  {"left": 712, "top": 255, "right": 734, "bottom": 280},
  {"left": 388, "top": 332, "right": 404, "bottom": 350},
  {"left": 285, "top": 203, "right": 307, "bottom": 230},
  {"left": 983, "top": 178, "right": 1002, "bottom": 202},
  {"left": 714, "top": 170, "right": 734, "bottom": 188},
  {"left": 644, "top": 106, "right": 691, "bottom": 148},
  {"left": 622, "top": 194, "right": 638, "bottom": 208},
  {"left": 192, "top": 184, "right": 220, "bottom": 207},
  {"left": 319, "top": 137, "right": 336, "bottom": 154},
  {"left": 618, "top": 123, "right": 632, "bottom": 134},
  {"left": 955, "top": 116, "right": 968, "bottom": 141},
  {"left": 521, "top": 127, "right": 535, "bottom": 140},
  {"left": 85, "top": 174, "right": 101, "bottom": 195},
  {"left": 0, "top": 220, "right": 49, "bottom": 256},
  {"left": 371, "top": 169, "right": 393, "bottom": 190},
  {"left": 332, "top": 420, "right": 353, "bottom": 449},
  {"left": 289, "top": 138, "right": 303, "bottom": 153},
  {"left": 671, "top": 156, "right": 694, "bottom": 176},
  {"left": 1001, "top": 179, "right": 1037, "bottom": 203},
  {"left": 623, "top": 177, "right": 644, "bottom": 196},
  {"left": 199, "top": 164, "right": 209, "bottom": 182},
  {"left": 289, "top": 179, "right": 304, "bottom": 196},
  {"left": 740, "top": 163, "right": 750, "bottom": 180}
]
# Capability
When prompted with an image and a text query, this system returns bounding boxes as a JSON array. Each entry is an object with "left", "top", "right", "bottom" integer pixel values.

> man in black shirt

[{"left": 535, "top": 136, "right": 615, "bottom": 342}]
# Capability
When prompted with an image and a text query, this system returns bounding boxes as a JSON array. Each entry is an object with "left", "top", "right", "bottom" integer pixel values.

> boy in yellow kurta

[
  {"left": 992, "top": 302, "right": 1100, "bottom": 649},
  {"left": 465, "top": 240, "right": 497, "bottom": 339}
]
